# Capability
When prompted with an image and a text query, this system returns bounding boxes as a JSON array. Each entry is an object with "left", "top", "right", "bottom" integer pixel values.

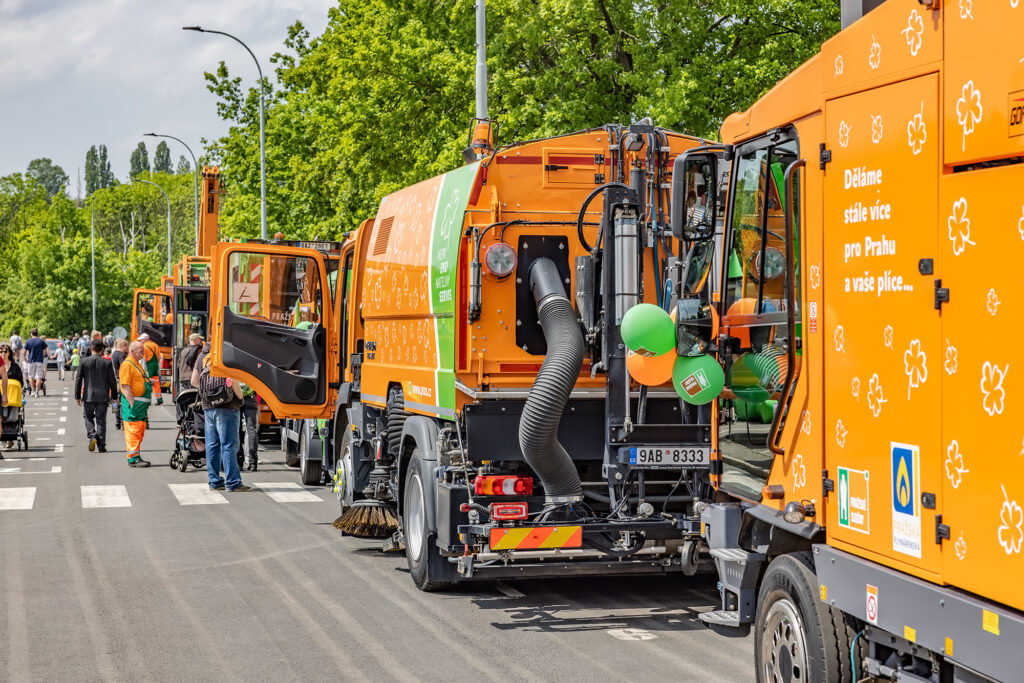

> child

[
  {"left": 70, "top": 348, "right": 81, "bottom": 381},
  {"left": 51, "top": 342, "right": 69, "bottom": 381}
]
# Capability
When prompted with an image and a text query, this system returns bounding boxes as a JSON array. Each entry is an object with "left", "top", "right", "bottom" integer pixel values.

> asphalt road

[{"left": 1, "top": 375, "right": 753, "bottom": 682}]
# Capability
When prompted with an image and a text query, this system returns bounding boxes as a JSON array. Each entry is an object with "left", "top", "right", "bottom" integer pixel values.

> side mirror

[{"left": 670, "top": 151, "right": 718, "bottom": 241}]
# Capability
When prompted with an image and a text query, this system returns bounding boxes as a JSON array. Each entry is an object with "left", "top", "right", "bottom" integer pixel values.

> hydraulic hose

[{"left": 518, "top": 257, "right": 584, "bottom": 503}]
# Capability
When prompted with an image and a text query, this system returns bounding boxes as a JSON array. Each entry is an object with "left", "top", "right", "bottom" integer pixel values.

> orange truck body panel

[{"left": 719, "top": 0, "right": 1024, "bottom": 611}]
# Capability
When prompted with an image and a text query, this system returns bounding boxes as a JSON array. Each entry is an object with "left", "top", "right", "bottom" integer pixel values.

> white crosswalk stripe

[
  {"left": 0, "top": 487, "right": 36, "bottom": 510},
  {"left": 81, "top": 485, "right": 131, "bottom": 508},
  {"left": 168, "top": 483, "right": 228, "bottom": 505},
  {"left": 253, "top": 482, "right": 323, "bottom": 503}
]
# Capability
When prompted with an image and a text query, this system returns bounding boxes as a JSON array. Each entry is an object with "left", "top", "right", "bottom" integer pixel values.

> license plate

[{"left": 627, "top": 446, "right": 710, "bottom": 468}]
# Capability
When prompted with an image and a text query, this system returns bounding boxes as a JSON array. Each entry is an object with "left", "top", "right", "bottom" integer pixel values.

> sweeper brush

[{"left": 333, "top": 499, "right": 399, "bottom": 539}]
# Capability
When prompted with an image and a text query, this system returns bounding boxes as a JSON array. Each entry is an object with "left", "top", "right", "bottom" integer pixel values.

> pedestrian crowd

[{"left": 5, "top": 326, "right": 262, "bottom": 487}]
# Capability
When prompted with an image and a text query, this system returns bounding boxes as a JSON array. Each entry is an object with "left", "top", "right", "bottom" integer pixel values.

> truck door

[
  {"left": 209, "top": 243, "right": 336, "bottom": 420},
  {"left": 823, "top": 73, "right": 942, "bottom": 577},
  {"left": 132, "top": 289, "right": 173, "bottom": 348}
]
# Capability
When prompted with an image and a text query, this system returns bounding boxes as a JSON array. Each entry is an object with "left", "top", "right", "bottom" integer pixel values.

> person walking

[
  {"left": 192, "top": 355, "right": 250, "bottom": 492},
  {"left": 9, "top": 330, "right": 23, "bottom": 369},
  {"left": 70, "top": 348, "right": 81, "bottom": 381},
  {"left": 139, "top": 333, "right": 163, "bottom": 405},
  {"left": 23, "top": 328, "right": 47, "bottom": 398},
  {"left": 238, "top": 383, "right": 259, "bottom": 471},
  {"left": 51, "top": 342, "right": 69, "bottom": 381},
  {"left": 118, "top": 341, "right": 152, "bottom": 468},
  {"left": 77, "top": 331, "right": 90, "bottom": 357},
  {"left": 177, "top": 333, "right": 203, "bottom": 393},
  {"left": 110, "top": 339, "right": 128, "bottom": 431},
  {"left": 76, "top": 340, "right": 116, "bottom": 453}
]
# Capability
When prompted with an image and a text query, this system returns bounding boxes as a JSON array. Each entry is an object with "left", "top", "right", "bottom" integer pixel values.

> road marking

[
  {"left": 51, "top": 466, "right": 61, "bottom": 473},
  {"left": 0, "top": 468, "right": 21, "bottom": 473},
  {"left": 37, "top": 438, "right": 51, "bottom": 442},
  {"left": 57, "top": 428, "right": 65, "bottom": 435},
  {"left": 253, "top": 482, "right": 323, "bottom": 503},
  {"left": 61, "top": 406, "right": 67, "bottom": 412},
  {"left": 606, "top": 628, "right": 657, "bottom": 641},
  {"left": 168, "top": 483, "right": 228, "bottom": 505},
  {"left": 59, "top": 416, "right": 67, "bottom": 422},
  {"left": 62, "top": 397, "right": 68, "bottom": 402},
  {"left": 0, "top": 487, "right": 35, "bottom": 510},
  {"left": 494, "top": 583, "right": 525, "bottom": 599},
  {"left": 54, "top": 444, "right": 64, "bottom": 453},
  {"left": 81, "top": 485, "right": 131, "bottom": 508}
]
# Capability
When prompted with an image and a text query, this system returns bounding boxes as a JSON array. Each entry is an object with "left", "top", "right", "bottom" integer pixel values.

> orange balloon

[{"left": 627, "top": 350, "right": 676, "bottom": 386}]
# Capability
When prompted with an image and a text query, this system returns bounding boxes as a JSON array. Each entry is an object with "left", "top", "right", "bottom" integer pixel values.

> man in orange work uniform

[
  {"left": 119, "top": 341, "right": 152, "bottom": 468},
  {"left": 138, "top": 333, "right": 163, "bottom": 406}
]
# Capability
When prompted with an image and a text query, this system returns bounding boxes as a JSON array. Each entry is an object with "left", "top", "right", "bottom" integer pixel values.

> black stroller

[
  {"left": 170, "top": 389, "right": 206, "bottom": 472},
  {"left": 1, "top": 379, "right": 28, "bottom": 453}
]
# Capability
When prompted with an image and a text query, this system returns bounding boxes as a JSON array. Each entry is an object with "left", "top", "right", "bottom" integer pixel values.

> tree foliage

[
  {"left": 129, "top": 142, "right": 151, "bottom": 178},
  {"left": 153, "top": 141, "right": 173, "bottom": 174},
  {"left": 26, "top": 158, "right": 69, "bottom": 202},
  {"left": 204, "top": 0, "right": 839, "bottom": 239},
  {"left": 84, "top": 144, "right": 116, "bottom": 195},
  {"left": 176, "top": 154, "right": 192, "bottom": 175}
]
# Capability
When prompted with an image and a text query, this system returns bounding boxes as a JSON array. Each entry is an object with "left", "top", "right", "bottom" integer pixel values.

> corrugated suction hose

[{"left": 518, "top": 257, "right": 584, "bottom": 503}]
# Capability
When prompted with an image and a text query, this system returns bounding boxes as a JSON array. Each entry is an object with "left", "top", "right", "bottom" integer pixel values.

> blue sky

[{"left": 0, "top": 0, "right": 335, "bottom": 193}]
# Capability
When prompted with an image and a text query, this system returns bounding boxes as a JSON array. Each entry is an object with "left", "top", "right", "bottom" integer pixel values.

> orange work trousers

[{"left": 124, "top": 420, "right": 146, "bottom": 461}]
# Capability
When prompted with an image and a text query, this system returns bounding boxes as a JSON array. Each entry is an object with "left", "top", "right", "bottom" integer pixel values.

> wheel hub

[
  {"left": 333, "top": 439, "right": 355, "bottom": 506},
  {"left": 405, "top": 474, "right": 425, "bottom": 563},
  {"left": 761, "top": 598, "right": 808, "bottom": 683}
]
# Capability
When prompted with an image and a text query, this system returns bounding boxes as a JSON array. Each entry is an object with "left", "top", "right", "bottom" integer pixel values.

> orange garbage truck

[
  {"left": 209, "top": 120, "right": 725, "bottom": 589},
  {"left": 687, "top": 1, "right": 1024, "bottom": 681}
]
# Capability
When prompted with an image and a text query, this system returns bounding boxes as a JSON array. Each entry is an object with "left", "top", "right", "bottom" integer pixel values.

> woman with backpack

[{"left": 191, "top": 355, "right": 251, "bottom": 492}]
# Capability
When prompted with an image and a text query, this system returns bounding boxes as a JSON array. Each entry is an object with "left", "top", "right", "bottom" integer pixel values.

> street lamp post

[
  {"left": 145, "top": 132, "right": 199, "bottom": 253},
  {"left": 90, "top": 201, "right": 97, "bottom": 331},
  {"left": 135, "top": 177, "right": 173, "bottom": 277},
  {"left": 183, "top": 25, "right": 266, "bottom": 239}
]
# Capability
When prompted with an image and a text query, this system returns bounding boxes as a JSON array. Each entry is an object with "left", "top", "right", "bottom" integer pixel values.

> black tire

[
  {"left": 754, "top": 552, "right": 861, "bottom": 683},
  {"left": 300, "top": 436, "right": 323, "bottom": 486},
  {"left": 404, "top": 448, "right": 453, "bottom": 592}
]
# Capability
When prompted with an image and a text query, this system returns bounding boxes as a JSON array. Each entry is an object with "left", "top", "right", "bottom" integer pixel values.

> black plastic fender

[
  {"left": 397, "top": 416, "right": 440, "bottom": 533},
  {"left": 305, "top": 423, "right": 324, "bottom": 463}
]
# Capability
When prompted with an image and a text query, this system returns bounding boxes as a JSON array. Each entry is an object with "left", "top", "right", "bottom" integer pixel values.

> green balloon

[
  {"left": 672, "top": 354, "right": 725, "bottom": 405},
  {"left": 621, "top": 303, "right": 675, "bottom": 356}
]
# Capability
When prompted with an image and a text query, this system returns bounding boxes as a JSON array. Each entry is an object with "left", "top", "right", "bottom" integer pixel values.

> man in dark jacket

[
  {"left": 75, "top": 340, "right": 117, "bottom": 452},
  {"left": 110, "top": 338, "right": 128, "bottom": 431}
]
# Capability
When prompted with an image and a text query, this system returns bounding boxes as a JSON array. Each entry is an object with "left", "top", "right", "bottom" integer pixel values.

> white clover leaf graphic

[
  {"left": 809, "top": 264, "right": 821, "bottom": 289},
  {"left": 998, "top": 485, "right": 1023, "bottom": 555},
  {"left": 834, "top": 55, "right": 844, "bottom": 77},
  {"left": 959, "top": 0, "right": 973, "bottom": 19},
  {"left": 956, "top": 80, "right": 983, "bottom": 152},
  {"left": 981, "top": 361, "right": 1009, "bottom": 416},
  {"left": 907, "top": 103, "right": 927, "bottom": 155},
  {"left": 800, "top": 410, "right": 812, "bottom": 435},
  {"left": 903, "top": 339, "right": 928, "bottom": 399},
  {"left": 792, "top": 454, "right": 806, "bottom": 492},
  {"left": 901, "top": 9, "right": 925, "bottom": 56},
  {"left": 987, "top": 288, "right": 1001, "bottom": 316},
  {"left": 835, "top": 325, "right": 845, "bottom": 353},
  {"left": 867, "top": 374, "right": 887, "bottom": 417},
  {"left": 835, "top": 419, "right": 848, "bottom": 448},
  {"left": 955, "top": 532, "right": 966, "bottom": 560},
  {"left": 944, "top": 440, "right": 969, "bottom": 489},
  {"left": 838, "top": 120, "right": 850, "bottom": 149},
  {"left": 947, "top": 197, "right": 976, "bottom": 256},
  {"left": 945, "top": 340, "right": 958, "bottom": 375},
  {"left": 868, "top": 35, "right": 882, "bottom": 69},
  {"left": 883, "top": 325, "right": 893, "bottom": 350},
  {"left": 851, "top": 376, "right": 861, "bottom": 401},
  {"left": 871, "top": 115, "right": 883, "bottom": 144},
  {"left": 1017, "top": 204, "right": 1024, "bottom": 241}
]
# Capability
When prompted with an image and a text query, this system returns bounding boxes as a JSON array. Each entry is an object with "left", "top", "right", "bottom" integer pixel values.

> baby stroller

[
  {"left": 170, "top": 388, "right": 206, "bottom": 472},
  {"left": 1, "top": 379, "right": 28, "bottom": 453}
]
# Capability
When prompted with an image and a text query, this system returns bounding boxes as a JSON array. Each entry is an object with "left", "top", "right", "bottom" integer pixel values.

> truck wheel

[
  {"left": 755, "top": 552, "right": 859, "bottom": 683},
  {"left": 300, "top": 435, "right": 323, "bottom": 486},
  {"left": 334, "top": 429, "right": 357, "bottom": 513},
  {"left": 404, "top": 448, "right": 452, "bottom": 592}
]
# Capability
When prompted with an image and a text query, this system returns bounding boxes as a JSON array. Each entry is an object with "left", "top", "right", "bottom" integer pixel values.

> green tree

[
  {"left": 175, "top": 155, "right": 192, "bottom": 175},
  {"left": 153, "top": 141, "right": 173, "bottom": 174},
  {"left": 84, "top": 146, "right": 99, "bottom": 195},
  {"left": 26, "top": 158, "right": 69, "bottom": 202},
  {"left": 129, "top": 142, "right": 150, "bottom": 178}
]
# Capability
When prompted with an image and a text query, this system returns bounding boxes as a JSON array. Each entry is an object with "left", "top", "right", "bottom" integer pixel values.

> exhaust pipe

[{"left": 518, "top": 257, "right": 584, "bottom": 504}]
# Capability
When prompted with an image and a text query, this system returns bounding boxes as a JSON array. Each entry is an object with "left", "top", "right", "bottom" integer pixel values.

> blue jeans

[{"left": 205, "top": 408, "right": 242, "bottom": 490}]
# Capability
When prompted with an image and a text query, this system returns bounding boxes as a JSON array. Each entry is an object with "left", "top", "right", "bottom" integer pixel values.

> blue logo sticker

[{"left": 891, "top": 445, "right": 916, "bottom": 516}]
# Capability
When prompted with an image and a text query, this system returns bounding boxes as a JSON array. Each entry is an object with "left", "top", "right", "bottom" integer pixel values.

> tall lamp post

[
  {"left": 145, "top": 132, "right": 199, "bottom": 252},
  {"left": 90, "top": 200, "right": 97, "bottom": 331},
  {"left": 134, "top": 177, "right": 173, "bottom": 277},
  {"left": 183, "top": 25, "right": 266, "bottom": 239}
]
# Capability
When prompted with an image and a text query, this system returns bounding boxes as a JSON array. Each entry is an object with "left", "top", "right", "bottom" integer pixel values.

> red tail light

[
  {"left": 474, "top": 475, "right": 533, "bottom": 496},
  {"left": 490, "top": 502, "right": 528, "bottom": 520}
]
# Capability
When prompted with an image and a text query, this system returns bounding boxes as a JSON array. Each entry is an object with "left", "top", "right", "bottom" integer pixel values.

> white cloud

[{"left": 0, "top": 0, "right": 334, "bottom": 190}]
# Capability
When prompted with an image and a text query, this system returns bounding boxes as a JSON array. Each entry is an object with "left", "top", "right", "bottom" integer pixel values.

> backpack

[{"left": 199, "top": 359, "right": 240, "bottom": 409}]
